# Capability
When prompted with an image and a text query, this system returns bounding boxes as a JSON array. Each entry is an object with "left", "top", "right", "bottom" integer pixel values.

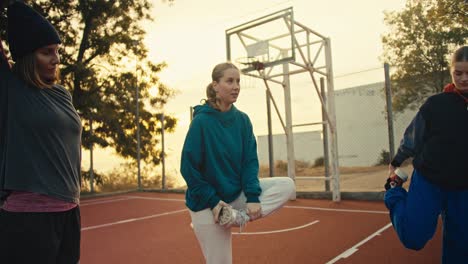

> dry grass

[
  {"left": 260, "top": 161, "right": 401, "bottom": 192},
  {"left": 259, "top": 161, "right": 388, "bottom": 177},
  {"left": 80, "top": 162, "right": 177, "bottom": 194}
]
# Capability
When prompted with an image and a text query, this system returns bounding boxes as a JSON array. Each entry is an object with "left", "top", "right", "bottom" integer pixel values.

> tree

[
  {"left": 1, "top": 0, "right": 177, "bottom": 168},
  {"left": 381, "top": 0, "right": 468, "bottom": 113},
  {"left": 374, "top": 149, "right": 391, "bottom": 166}
]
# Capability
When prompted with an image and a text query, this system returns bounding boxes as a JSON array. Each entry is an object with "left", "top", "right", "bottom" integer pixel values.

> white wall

[
  {"left": 257, "top": 82, "right": 417, "bottom": 167},
  {"left": 257, "top": 131, "right": 323, "bottom": 166}
]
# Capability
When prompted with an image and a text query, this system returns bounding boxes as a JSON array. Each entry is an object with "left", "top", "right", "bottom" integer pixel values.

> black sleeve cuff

[
  {"left": 390, "top": 159, "right": 401, "bottom": 167},
  {"left": 391, "top": 152, "right": 406, "bottom": 167}
]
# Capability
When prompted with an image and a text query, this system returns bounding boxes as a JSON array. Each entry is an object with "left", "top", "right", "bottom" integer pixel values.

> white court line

[
  {"left": 80, "top": 195, "right": 184, "bottom": 207},
  {"left": 81, "top": 195, "right": 387, "bottom": 215},
  {"left": 325, "top": 222, "right": 393, "bottom": 264},
  {"left": 284, "top": 205, "right": 388, "bottom": 214},
  {"left": 80, "top": 197, "right": 136, "bottom": 207},
  {"left": 124, "top": 196, "right": 185, "bottom": 202},
  {"left": 80, "top": 196, "right": 387, "bottom": 236},
  {"left": 81, "top": 209, "right": 188, "bottom": 231},
  {"left": 233, "top": 220, "right": 320, "bottom": 235}
]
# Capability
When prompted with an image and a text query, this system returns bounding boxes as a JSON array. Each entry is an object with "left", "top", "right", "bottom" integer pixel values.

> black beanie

[{"left": 7, "top": 2, "right": 61, "bottom": 61}]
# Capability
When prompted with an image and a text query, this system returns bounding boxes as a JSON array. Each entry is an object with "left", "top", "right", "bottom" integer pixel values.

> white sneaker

[{"left": 218, "top": 206, "right": 250, "bottom": 232}]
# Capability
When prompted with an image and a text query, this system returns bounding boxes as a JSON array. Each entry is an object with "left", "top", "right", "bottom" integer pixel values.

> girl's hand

[
  {"left": 388, "top": 164, "right": 397, "bottom": 177},
  {"left": 212, "top": 200, "right": 230, "bottom": 223},
  {"left": 246, "top": 203, "right": 262, "bottom": 221}
]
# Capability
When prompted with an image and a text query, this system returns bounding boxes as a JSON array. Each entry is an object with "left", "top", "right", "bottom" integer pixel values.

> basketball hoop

[
  {"left": 251, "top": 61, "right": 265, "bottom": 71},
  {"left": 235, "top": 57, "right": 265, "bottom": 71}
]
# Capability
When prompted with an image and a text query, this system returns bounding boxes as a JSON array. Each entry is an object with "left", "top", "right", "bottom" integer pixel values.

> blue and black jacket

[{"left": 386, "top": 89, "right": 468, "bottom": 263}]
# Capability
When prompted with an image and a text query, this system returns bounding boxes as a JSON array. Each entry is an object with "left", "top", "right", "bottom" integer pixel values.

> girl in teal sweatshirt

[{"left": 181, "top": 62, "right": 295, "bottom": 264}]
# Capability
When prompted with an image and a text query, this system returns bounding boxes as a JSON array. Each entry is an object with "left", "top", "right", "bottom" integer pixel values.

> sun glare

[{"left": 149, "top": 86, "right": 159, "bottom": 97}]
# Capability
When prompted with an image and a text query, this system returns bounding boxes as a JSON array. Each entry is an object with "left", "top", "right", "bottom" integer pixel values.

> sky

[{"left": 81, "top": 0, "right": 407, "bottom": 186}]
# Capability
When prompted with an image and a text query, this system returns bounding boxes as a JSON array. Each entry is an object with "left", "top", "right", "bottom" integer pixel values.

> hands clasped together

[{"left": 212, "top": 200, "right": 262, "bottom": 224}]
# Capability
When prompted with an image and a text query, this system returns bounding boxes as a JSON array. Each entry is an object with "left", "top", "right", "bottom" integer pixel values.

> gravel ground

[{"left": 295, "top": 165, "right": 413, "bottom": 192}]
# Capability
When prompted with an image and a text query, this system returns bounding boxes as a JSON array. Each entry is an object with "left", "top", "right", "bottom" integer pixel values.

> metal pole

[
  {"left": 90, "top": 115, "right": 94, "bottom": 193},
  {"left": 384, "top": 63, "right": 395, "bottom": 159},
  {"left": 320, "top": 78, "right": 330, "bottom": 192},
  {"left": 136, "top": 60, "right": 141, "bottom": 190},
  {"left": 282, "top": 52, "right": 296, "bottom": 200},
  {"left": 324, "top": 38, "right": 340, "bottom": 202},
  {"left": 266, "top": 89, "right": 274, "bottom": 177},
  {"left": 161, "top": 113, "right": 166, "bottom": 190},
  {"left": 190, "top": 106, "right": 194, "bottom": 122}
]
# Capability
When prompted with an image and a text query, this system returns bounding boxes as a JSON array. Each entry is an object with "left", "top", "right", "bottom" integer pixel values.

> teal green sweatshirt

[{"left": 180, "top": 104, "right": 261, "bottom": 211}]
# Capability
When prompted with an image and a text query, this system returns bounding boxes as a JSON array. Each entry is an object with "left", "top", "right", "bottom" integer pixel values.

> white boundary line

[
  {"left": 81, "top": 195, "right": 388, "bottom": 215},
  {"left": 80, "top": 197, "right": 136, "bottom": 207},
  {"left": 80, "top": 195, "right": 389, "bottom": 240},
  {"left": 284, "top": 205, "right": 388, "bottom": 214},
  {"left": 124, "top": 196, "right": 185, "bottom": 202},
  {"left": 233, "top": 220, "right": 320, "bottom": 235},
  {"left": 80, "top": 195, "right": 185, "bottom": 207},
  {"left": 325, "top": 222, "right": 393, "bottom": 264},
  {"left": 81, "top": 209, "right": 188, "bottom": 231}
]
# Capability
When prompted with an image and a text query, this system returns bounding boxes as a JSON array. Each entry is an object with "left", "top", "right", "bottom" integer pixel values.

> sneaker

[
  {"left": 385, "top": 168, "right": 409, "bottom": 190},
  {"left": 218, "top": 206, "right": 250, "bottom": 231}
]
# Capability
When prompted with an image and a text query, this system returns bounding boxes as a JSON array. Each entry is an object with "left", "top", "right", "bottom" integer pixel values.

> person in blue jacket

[
  {"left": 384, "top": 46, "right": 468, "bottom": 264},
  {"left": 180, "top": 62, "right": 295, "bottom": 264}
]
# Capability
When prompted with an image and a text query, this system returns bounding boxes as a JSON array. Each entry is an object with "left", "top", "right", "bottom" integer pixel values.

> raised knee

[
  {"left": 400, "top": 236, "right": 428, "bottom": 251},
  {"left": 282, "top": 177, "right": 296, "bottom": 196},
  {"left": 403, "top": 241, "right": 426, "bottom": 251},
  {"left": 278, "top": 176, "right": 293, "bottom": 185}
]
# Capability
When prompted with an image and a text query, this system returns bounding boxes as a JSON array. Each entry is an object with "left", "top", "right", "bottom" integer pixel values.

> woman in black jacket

[{"left": 385, "top": 46, "right": 468, "bottom": 264}]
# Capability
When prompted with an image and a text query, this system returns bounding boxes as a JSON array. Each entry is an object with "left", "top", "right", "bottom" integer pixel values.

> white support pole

[
  {"left": 324, "top": 38, "right": 340, "bottom": 202},
  {"left": 282, "top": 53, "right": 296, "bottom": 200}
]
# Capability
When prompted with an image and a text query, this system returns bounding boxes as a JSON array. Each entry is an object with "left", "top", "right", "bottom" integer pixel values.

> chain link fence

[
  {"left": 257, "top": 66, "right": 424, "bottom": 193},
  {"left": 81, "top": 66, "right": 433, "bottom": 196}
]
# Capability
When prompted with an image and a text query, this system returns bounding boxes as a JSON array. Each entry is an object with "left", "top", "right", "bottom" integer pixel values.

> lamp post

[
  {"left": 135, "top": 55, "right": 141, "bottom": 191},
  {"left": 88, "top": 107, "right": 98, "bottom": 193},
  {"left": 88, "top": 64, "right": 110, "bottom": 193},
  {"left": 89, "top": 114, "right": 94, "bottom": 193},
  {"left": 160, "top": 113, "right": 166, "bottom": 190},
  {"left": 76, "top": 109, "right": 94, "bottom": 193}
]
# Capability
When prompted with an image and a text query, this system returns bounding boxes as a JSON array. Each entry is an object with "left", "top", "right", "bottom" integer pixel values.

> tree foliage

[
  {"left": 1, "top": 0, "right": 178, "bottom": 166},
  {"left": 381, "top": 0, "right": 467, "bottom": 113}
]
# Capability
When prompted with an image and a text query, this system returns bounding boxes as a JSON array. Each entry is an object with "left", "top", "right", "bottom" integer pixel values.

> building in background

[
  {"left": 257, "top": 82, "right": 417, "bottom": 167},
  {"left": 257, "top": 130, "right": 324, "bottom": 167}
]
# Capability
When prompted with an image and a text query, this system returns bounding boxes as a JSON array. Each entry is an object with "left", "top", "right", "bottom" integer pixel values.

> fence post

[
  {"left": 320, "top": 78, "right": 330, "bottom": 191},
  {"left": 266, "top": 89, "right": 274, "bottom": 177},
  {"left": 384, "top": 63, "right": 395, "bottom": 159}
]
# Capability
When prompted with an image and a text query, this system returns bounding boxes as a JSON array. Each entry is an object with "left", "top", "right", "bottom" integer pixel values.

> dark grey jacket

[{"left": 0, "top": 54, "right": 81, "bottom": 204}]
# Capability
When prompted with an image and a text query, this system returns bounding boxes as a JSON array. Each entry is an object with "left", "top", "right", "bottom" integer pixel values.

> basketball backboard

[{"left": 226, "top": 8, "right": 295, "bottom": 74}]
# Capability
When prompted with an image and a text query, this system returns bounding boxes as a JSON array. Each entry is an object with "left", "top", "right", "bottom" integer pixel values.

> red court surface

[{"left": 80, "top": 192, "right": 442, "bottom": 264}]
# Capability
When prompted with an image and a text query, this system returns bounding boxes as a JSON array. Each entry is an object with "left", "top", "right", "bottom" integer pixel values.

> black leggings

[{"left": 0, "top": 206, "right": 81, "bottom": 264}]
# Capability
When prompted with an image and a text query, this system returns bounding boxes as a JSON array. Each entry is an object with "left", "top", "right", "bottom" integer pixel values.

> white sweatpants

[{"left": 189, "top": 177, "right": 296, "bottom": 264}]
